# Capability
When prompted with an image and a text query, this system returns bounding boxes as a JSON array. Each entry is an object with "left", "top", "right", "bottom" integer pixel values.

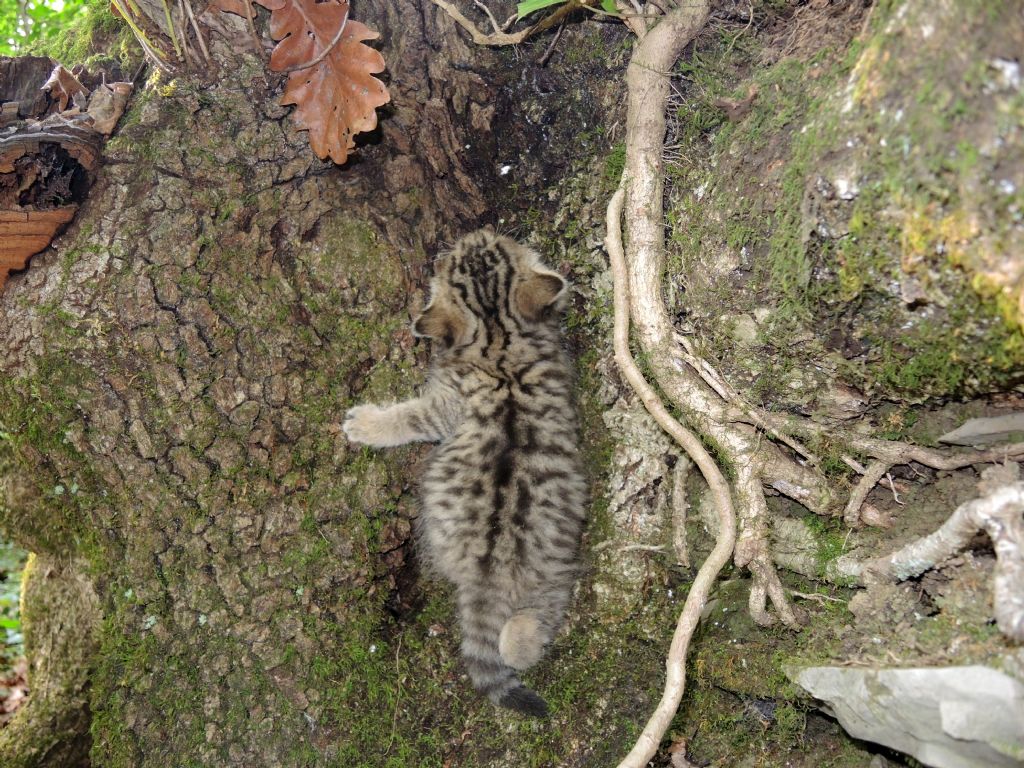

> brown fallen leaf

[
  {"left": 266, "top": 0, "right": 390, "bottom": 164},
  {"left": 40, "top": 64, "right": 90, "bottom": 112},
  {"left": 86, "top": 81, "right": 134, "bottom": 135},
  {"left": 713, "top": 84, "right": 759, "bottom": 122},
  {"left": 209, "top": 0, "right": 250, "bottom": 14},
  {"left": 668, "top": 738, "right": 698, "bottom": 768},
  {"left": 0, "top": 657, "right": 29, "bottom": 726}
]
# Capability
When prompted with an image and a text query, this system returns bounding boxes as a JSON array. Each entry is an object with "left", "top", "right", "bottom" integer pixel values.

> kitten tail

[{"left": 460, "top": 598, "right": 549, "bottom": 717}]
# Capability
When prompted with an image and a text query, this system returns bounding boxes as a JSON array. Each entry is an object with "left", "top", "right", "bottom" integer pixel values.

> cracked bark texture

[{"left": 0, "top": 6, "right": 633, "bottom": 765}]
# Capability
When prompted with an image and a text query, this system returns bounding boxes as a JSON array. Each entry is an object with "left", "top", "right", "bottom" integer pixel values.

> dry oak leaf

[
  {"left": 40, "top": 64, "right": 89, "bottom": 112},
  {"left": 208, "top": 0, "right": 252, "bottom": 16},
  {"left": 87, "top": 81, "right": 134, "bottom": 135},
  {"left": 264, "top": 0, "right": 390, "bottom": 164}
]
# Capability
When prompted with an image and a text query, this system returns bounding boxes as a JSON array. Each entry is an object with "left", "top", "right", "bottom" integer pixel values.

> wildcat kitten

[{"left": 343, "top": 229, "right": 586, "bottom": 717}]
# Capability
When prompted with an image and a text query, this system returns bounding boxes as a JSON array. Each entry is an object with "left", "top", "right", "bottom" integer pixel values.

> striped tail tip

[{"left": 498, "top": 685, "right": 549, "bottom": 718}]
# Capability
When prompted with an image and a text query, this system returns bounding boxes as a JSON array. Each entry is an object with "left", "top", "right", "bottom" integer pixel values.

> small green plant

[
  {"left": 0, "top": 540, "right": 27, "bottom": 667},
  {"left": 516, "top": 0, "right": 619, "bottom": 20}
]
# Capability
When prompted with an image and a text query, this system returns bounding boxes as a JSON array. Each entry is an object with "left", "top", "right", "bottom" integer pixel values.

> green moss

[
  {"left": 664, "top": 0, "right": 1024, "bottom": 412},
  {"left": 0, "top": 355, "right": 107, "bottom": 555},
  {"left": 604, "top": 141, "right": 626, "bottom": 185},
  {"left": 31, "top": 0, "right": 139, "bottom": 69},
  {"left": 676, "top": 576, "right": 868, "bottom": 766}
]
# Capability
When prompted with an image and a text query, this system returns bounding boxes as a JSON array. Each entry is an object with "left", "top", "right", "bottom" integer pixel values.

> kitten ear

[
  {"left": 515, "top": 270, "right": 567, "bottom": 321},
  {"left": 413, "top": 301, "right": 466, "bottom": 347}
]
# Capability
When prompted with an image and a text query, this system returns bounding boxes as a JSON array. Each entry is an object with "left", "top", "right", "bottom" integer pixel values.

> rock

[
  {"left": 815, "top": 383, "right": 867, "bottom": 420},
  {"left": 724, "top": 313, "right": 759, "bottom": 344},
  {"left": 791, "top": 665, "right": 1024, "bottom": 767},
  {"left": 938, "top": 413, "right": 1024, "bottom": 446}
]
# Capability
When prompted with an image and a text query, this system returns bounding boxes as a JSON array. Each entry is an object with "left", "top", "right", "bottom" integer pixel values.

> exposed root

[
  {"left": 734, "top": 462, "right": 803, "bottom": 628},
  {"left": 430, "top": 0, "right": 597, "bottom": 47},
  {"left": 843, "top": 460, "right": 890, "bottom": 525},
  {"left": 748, "top": 556, "right": 804, "bottom": 628},
  {"left": 431, "top": 0, "right": 535, "bottom": 45},
  {"left": 608, "top": 174, "right": 734, "bottom": 768},
  {"left": 848, "top": 469, "right": 1024, "bottom": 642}
]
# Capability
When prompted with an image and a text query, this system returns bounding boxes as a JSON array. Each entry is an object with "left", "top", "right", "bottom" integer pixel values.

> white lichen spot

[
  {"left": 198, "top": 614, "right": 208, "bottom": 626},
  {"left": 920, "top": 23, "right": 934, "bottom": 39},
  {"left": 694, "top": 182, "right": 707, "bottom": 200},
  {"left": 990, "top": 58, "right": 1022, "bottom": 91},
  {"left": 499, "top": 164, "right": 513, "bottom": 176},
  {"left": 143, "top": 615, "right": 157, "bottom": 630},
  {"left": 998, "top": 179, "right": 1016, "bottom": 195},
  {"left": 835, "top": 177, "right": 859, "bottom": 201}
]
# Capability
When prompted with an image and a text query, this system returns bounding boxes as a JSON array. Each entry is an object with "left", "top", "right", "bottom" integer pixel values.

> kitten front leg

[{"left": 344, "top": 380, "right": 461, "bottom": 448}]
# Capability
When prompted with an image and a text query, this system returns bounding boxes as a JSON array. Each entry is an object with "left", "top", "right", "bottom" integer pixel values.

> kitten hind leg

[
  {"left": 500, "top": 580, "right": 573, "bottom": 671},
  {"left": 498, "top": 610, "right": 544, "bottom": 671}
]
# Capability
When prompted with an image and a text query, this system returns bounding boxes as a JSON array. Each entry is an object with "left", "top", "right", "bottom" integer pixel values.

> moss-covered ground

[{"left": 665, "top": 0, "right": 1024, "bottom": 411}]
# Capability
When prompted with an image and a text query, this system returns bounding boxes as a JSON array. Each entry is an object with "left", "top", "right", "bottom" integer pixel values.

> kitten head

[{"left": 413, "top": 229, "right": 567, "bottom": 349}]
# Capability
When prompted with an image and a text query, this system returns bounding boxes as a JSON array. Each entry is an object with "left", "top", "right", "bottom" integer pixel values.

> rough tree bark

[{"left": 0, "top": 4, "right": 632, "bottom": 765}]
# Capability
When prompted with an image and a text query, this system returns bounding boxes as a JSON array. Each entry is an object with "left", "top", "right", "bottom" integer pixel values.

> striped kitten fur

[{"left": 343, "top": 229, "right": 586, "bottom": 717}]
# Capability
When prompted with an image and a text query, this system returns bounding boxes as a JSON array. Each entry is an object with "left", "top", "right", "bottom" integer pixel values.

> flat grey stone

[
  {"left": 791, "top": 665, "right": 1024, "bottom": 768},
  {"left": 938, "top": 413, "right": 1024, "bottom": 446}
]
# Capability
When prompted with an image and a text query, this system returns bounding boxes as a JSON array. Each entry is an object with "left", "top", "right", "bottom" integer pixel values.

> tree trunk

[{"left": 0, "top": 4, "right": 657, "bottom": 765}]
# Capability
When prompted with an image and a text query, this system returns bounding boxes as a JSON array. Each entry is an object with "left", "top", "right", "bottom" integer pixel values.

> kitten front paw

[{"left": 342, "top": 404, "right": 391, "bottom": 447}]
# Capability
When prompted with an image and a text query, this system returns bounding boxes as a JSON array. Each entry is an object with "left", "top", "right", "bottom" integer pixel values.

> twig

[
  {"left": 886, "top": 472, "right": 902, "bottom": 505},
  {"left": 721, "top": 0, "right": 753, "bottom": 56},
  {"left": 621, "top": 543, "right": 667, "bottom": 553},
  {"left": 159, "top": 0, "right": 184, "bottom": 61},
  {"left": 279, "top": 9, "right": 350, "bottom": 73},
  {"left": 110, "top": 0, "right": 174, "bottom": 72},
  {"left": 537, "top": 20, "right": 566, "bottom": 66},
  {"left": 175, "top": 0, "right": 192, "bottom": 67},
  {"left": 790, "top": 590, "right": 845, "bottom": 604},
  {"left": 242, "top": 0, "right": 261, "bottom": 52},
  {"left": 181, "top": 0, "right": 211, "bottom": 64},
  {"left": 843, "top": 460, "right": 889, "bottom": 525}
]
